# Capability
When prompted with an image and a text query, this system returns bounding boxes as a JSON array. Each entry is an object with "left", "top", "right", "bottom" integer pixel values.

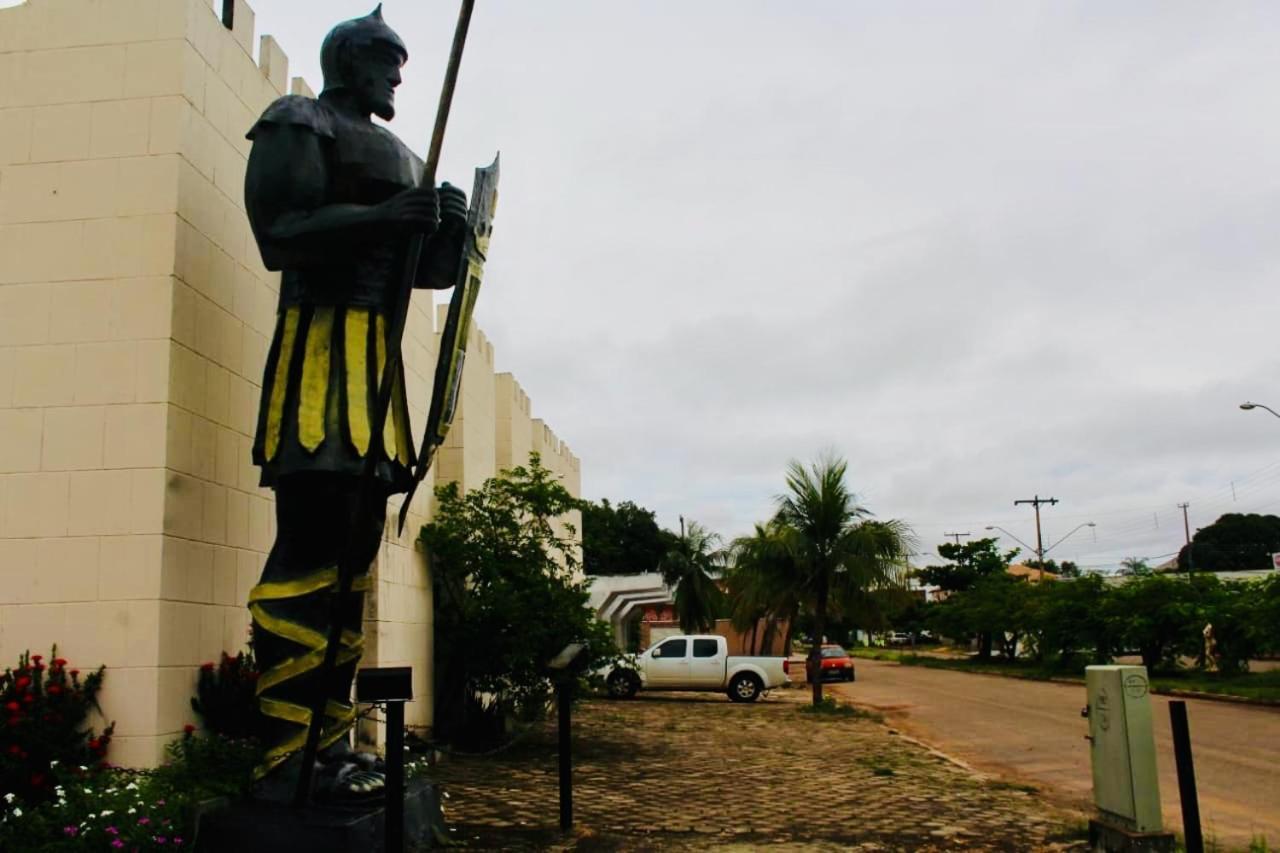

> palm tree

[
  {"left": 727, "top": 522, "right": 799, "bottom": 655},
  {"left": 660, "top": 520, "right": 727, "bottom": 634},
  {"left": 773, "top": 453, "right": 914, "bottom": 706}
]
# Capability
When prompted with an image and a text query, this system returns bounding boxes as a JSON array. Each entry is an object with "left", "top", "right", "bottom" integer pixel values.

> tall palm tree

[
  {"left": 660, "top": 520, "right": 727, "bottom": 634},
  {"left": 773, "top": 453, "right": 914, "bottom": 706}
]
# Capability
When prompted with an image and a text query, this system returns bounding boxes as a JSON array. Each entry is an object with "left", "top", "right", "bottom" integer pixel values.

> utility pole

[
  {"left": 1014, "top": 495, "right": 1058, "bottom": 581},
  {"left": 943, "top": 532, "right": 970, "bottom": 545},
  {"left": 1178, "top": 502, "right": 1192, "bottom": 577}
]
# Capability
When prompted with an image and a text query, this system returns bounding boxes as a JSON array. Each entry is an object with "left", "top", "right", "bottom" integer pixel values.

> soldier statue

[{"left": 242, "top": 5, "right": 467, "bottom": 803}]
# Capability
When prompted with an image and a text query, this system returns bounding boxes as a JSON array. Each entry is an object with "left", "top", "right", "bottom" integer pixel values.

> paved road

[{"left": 832, "top": 659, "right": 1280, "bottom": 849}]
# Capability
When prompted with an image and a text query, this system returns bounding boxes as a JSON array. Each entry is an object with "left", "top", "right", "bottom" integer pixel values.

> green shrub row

[{"left": 926, "top": 572, "right": 1280, "bottom": 674}]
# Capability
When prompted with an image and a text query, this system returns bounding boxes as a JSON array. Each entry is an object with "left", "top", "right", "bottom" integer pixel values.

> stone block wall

[{"left": 0, "top": 0, "right": 580, "bottom": 766}]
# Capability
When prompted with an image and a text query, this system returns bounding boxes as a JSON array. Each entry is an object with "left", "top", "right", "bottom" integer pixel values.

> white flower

[
  {"left": 11, "top": 807, "right": 20, "bottom": 818},
  {"left": 127, "top": 808, "right": 136, "bottom": 815},
  {"left": 79, "top": 766, "right": 88, "bottom": 772},
  {"left": 49, "top": 760, "right": 59, "bottom": 768},
  {"left": 3, "top": 793, "right": 14, "bottom": 803},
  {"left": 99, "top": 809, "right": 113, "bottom": 817},
  {"left": 124, "top": 783, "right": 138, "bottom": 791}
]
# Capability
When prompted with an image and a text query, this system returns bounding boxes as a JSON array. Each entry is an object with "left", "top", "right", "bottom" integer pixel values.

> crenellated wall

[{"left": 0, "top": 0, "right": 580, "bottom": 767}]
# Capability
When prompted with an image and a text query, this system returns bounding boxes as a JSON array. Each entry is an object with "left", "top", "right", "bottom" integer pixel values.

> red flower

[
  {"left": 22, "top": 694, "right": 34, "bottom": 704},
  {"left": 30, "top": 772, "right": 45, "bottom": 788},
  {"left": 4, "top": 701, "right": 17, "bottom": 713},
  {"left": 69, "top": 669, "right": 79, "bottom": 677},
  {"left": 182, "top": 723, "right": 196, "bottom": 736},
  {"left": 46, "top": 685, "right": 62, "bottom": 696},
  {"left": 15, "top": 676, "right": 30, "bottom": 690},
  {"left": 7, "top": 744, "right": 20, "bottom": 756},
  {"left": 52, "top": 658, "right": 67, "bottom": 667},
  {"left": 31, "top": 655, "right": 42, "bottom": 663},
  {"left": 88, "top": 738, "right": 100, "bottom": 750}
]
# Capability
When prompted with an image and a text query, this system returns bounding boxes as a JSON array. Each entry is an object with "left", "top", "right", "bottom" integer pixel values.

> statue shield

[{"left": 399, "top": 153, "right": 499, "bottom": 532}]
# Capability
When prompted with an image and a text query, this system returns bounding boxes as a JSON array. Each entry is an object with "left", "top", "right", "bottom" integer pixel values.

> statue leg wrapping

[{"left": 248, "top": 473, "right": 387, "bottom": 782}]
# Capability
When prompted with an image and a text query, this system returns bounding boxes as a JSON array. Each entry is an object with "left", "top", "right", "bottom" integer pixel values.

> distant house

[{"left": 1007, "top": 563, "right": 1059, "bottom": 583}]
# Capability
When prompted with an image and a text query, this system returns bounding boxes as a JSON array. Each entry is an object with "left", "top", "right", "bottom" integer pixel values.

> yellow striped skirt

[{"left": 252, "top": 304, "right": 415, "bottom": 487}]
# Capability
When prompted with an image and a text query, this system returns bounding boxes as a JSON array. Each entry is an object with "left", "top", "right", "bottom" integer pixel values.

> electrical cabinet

[{"left": 1085, "top": 665, "right": 1164, "bottom": 833}]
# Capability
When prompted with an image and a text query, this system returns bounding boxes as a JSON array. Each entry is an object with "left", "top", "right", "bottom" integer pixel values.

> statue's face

[{"left": 352, "top": 42, "right": 405, "bottom": 120}]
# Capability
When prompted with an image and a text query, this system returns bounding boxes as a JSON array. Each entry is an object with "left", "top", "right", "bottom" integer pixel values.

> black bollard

[
  {"left": 558, "top": 680, "right": 572, "bottom": 833},
  {"left": 386, "top": 700, "right": 405, "bottom": 853},
  {"left": 355, "top": 667, "right": 413, "bottom": 853},
  {"left": 1168, "top": 701, "right": 1203, "bottom": 853},
  {"left": 545, "top": 643, "right": 587, "bottom": 836}
]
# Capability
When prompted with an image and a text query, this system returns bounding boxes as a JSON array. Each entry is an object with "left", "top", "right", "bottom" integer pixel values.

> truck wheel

[
  {"left": 728, "top": 673, "right": 762, "bottom": 703},
  {"left": 606, "top": 670, "right": 639, "bottom": 699}
]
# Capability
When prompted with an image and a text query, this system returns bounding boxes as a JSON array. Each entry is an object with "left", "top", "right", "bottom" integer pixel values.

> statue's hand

[
  {"left": 439, "top": 182, "right": 468, "bottom": 226},
  {"left": 377, "top": 187, "right": 440, "bottom": 234}
]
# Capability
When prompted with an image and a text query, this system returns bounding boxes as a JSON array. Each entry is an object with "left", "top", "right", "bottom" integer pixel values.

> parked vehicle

[
  {"left": 805, "top": 644, "right": 855, "bottom": 683},
  {"left": 886, "top": 631, "right": 914, "bottom": 646},
  {"left": 604, "top": 635, "right": 791, "bottom": 703}
]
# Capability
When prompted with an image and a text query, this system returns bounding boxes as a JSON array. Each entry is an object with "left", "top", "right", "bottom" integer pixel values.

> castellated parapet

[{"left": 0, "top": 0, "right": 581, "bottom": 766}]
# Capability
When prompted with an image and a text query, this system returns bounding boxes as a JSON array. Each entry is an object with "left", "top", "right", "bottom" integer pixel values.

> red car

[{"left": 805, "top": 644, "right": 855, "bottom": 683}]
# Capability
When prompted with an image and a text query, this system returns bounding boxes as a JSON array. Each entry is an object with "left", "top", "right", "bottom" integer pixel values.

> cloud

[{"left": 250, "top": 1, "right": 1280, "bottom": 568}]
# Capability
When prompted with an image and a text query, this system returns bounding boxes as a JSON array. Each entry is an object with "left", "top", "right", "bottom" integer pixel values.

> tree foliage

[
  {"left": 581, "top": 498, "right": 678, "bottom": 576},
  {"left": 1178, "top": 512, "right": 1280, "bottom": 572},
  {"left": 916, "top": 538, "right": 1018, "bottom": 593},
  {"left": 659, "top": 520, "right": 726, "bottom": 634},
  {"left": 916, "top": 538, "right": 1017, "bottom": 659},
  {"left": 726, "top": 523, "right": 800, "bottom": 655},
  {"left": 421, "top": 455, "right": 616, "bottom": 746},
  {"left": 926, "top": 571, "right": 1280, "bottom": 674}
]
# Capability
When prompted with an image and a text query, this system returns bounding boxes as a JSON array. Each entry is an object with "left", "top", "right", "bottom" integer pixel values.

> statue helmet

[{"left": 319, "top": 4, "right": 408, "bottom": 95}]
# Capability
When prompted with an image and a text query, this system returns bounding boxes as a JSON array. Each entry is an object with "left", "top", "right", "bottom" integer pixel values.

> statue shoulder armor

[{"left": 247, "top": 95, "right": 338, "bottom": 142}]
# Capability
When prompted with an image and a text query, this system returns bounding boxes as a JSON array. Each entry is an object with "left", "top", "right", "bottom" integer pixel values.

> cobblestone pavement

[{"left": 429, "top": 687, "right": 1088, "bottom": 851}]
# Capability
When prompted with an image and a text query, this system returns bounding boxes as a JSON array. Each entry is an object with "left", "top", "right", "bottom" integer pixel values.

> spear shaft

[{"left": 293, "top": 0, "right": 477, "bottom": 807}]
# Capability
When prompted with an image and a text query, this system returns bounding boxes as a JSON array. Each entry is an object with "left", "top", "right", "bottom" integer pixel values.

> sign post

[
  {"left": 546, "top": 643, "right": 589, "bottom": 834},
  {"left": 356, "top": 666, "right": 414, "bottom": 853}
]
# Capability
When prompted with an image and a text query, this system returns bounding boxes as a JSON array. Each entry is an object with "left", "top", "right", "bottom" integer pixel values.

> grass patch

[
  {"left": 865, "top": 653, "right": 1280, "bottom": 702},
  {"left": 797, "top": 696, "right": 884, "bottom": 721}
]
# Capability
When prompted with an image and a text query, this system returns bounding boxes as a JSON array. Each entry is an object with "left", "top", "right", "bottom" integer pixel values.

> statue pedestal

[{"left": 196, "top": 779, "right": 443, "bottom": 852}]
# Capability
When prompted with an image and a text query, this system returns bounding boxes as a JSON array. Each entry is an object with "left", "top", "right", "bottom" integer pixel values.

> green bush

[
  {"left": 924, "top": 572, "right": 1279, "bottom": 674},
  {"left": 422, "top": 454, "right": 617, "bottom": 747},
  {"left": 0, "top": 647, "right": 114, "bottom": 807},
  {"left": 190, "top": 650, "right": 262, "bottom": 739}
]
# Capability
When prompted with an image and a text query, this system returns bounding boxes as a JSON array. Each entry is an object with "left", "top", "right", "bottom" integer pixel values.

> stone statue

[{"left": 242, "top": 5, "right": 467, "bottom": 804}]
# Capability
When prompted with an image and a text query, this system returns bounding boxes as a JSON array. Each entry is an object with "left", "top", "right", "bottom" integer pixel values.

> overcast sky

[{"left": 246, "top": 1, "right": 1280, "bottom": 571}]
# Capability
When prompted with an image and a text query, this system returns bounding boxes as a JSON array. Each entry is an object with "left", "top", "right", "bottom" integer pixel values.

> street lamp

[
  {"left": 1240, "top": 401, "right": 1280, "bottom": 420},
  {"left": 984, "top": 525, "right": 1037, "bottom": 556},
  {"left": 1044, "top": 522, "right": 1097, "bottom": 557},
  {"left": 985, "top": 522, "right": 1096, "bottom": 580}
]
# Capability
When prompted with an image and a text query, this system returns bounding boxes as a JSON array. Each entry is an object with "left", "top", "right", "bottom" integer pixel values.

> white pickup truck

[{"left": 604, "top": 634, "right": 791, "bottom": 703}]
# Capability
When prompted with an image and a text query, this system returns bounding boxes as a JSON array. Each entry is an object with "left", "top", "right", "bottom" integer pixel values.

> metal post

[
  {"left": 386, "top": 702, "right": 405, "bottom": 853},
  {"left": 1169, "top": 701, "right": 1203, "bottom": 853},
  {"left": 557, "top": 681, "right": 572, "bottom": 833}
]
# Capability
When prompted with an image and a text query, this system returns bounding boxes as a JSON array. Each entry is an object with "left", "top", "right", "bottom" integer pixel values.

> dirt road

[{"left": 832, "top": 659, "right": 1280, "bottom": 849}]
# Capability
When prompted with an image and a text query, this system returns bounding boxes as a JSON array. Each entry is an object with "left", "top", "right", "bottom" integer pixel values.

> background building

[{"left": 0, "top": 0, "right": 579, "bottom": 766}]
